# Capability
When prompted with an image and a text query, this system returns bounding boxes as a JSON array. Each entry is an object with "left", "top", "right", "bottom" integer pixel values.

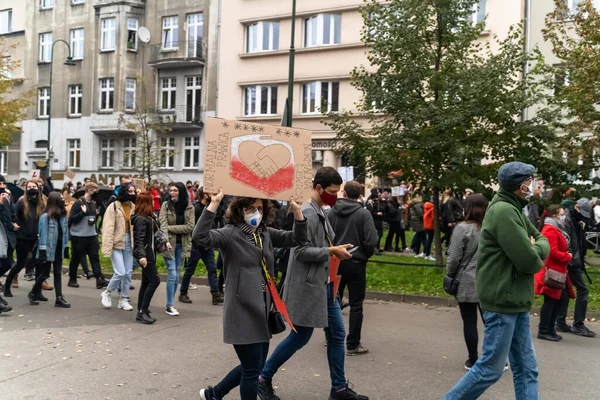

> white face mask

[
  {"left": 244, "top": 208, "right": 262, "bottom": 228},
  {"left": 559, "top": 215, "right": 566, "bottom": 222}
]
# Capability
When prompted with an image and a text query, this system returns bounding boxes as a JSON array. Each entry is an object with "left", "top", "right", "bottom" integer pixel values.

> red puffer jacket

[
  {"left": 423, "top": 201, "right": 435, "bottom": 230},
  {"left": 534, "top": 224, "right": 575, "bottom": 300}
]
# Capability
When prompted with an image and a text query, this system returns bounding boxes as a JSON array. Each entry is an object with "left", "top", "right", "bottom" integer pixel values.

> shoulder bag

[
  {"left": 543, "top": 267, "right": 567, "bottom": 289},
  {"left": 443, "top": 245, "right": 478, "bottom": 296}
]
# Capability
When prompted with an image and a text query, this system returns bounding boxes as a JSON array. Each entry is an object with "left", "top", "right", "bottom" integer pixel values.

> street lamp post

[
  {"left": 282, "top": 0, "right": 297, "bottom": 128},
  {"left": 46, "top": 39, "right": 76, "bottom": 178}
]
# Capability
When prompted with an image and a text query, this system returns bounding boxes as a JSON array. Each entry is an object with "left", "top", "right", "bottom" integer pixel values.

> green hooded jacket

[{"left": 476, "top": 189, "right": 550, "bottom": 313}]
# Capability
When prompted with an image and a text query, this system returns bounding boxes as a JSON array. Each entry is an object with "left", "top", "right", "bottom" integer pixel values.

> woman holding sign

[{"left": 194, "top": 189, "right": 306, "bottom": 400}]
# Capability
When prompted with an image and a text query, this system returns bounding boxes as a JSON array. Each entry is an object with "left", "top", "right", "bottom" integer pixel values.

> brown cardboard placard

[
  {"left": 203, "top": 118, "right": 313, "bottom": 201},
  {"left": 132, "top": 178, "right": 147, "bottom": 192}
]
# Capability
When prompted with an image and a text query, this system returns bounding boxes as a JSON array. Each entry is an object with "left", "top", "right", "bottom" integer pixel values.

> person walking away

[
  {"left": 534, "top": 205, "right": 574, "bottom": 341},
  {"left": 0, "top": 175, "right": 17, "bottom": 288},
  {"left": 159, "top": 182, "right": 194, "bottom": 316},
  {"left": 327, "top": 180, "right": 379, "bottom": 356},
  {"left": 555, "top": 197, "right": 596, "bottom": 337},
  {"left": 62, "top": 185, "right": 93, "bottom": 280},
  {"left": 67, "top": 182, "right": 109, "bottom": 289},
  {"left": 423, "top": 198, "right": 435, "bottom": 261},
  {"left": 443, "top": 162, "right": 549, "bottom": 400},
  {"left": 100, "top": 183, "right": 137, "bottom": 311},
  {"left": 150, "top": 180, "right": 162, "bottom": 217},
  {"left": 179, "top": 187, "right": 222, "bottom": 305},
  {"left": 408, "top": 195, "right": 426, "bottom": 257},
  {"left": 3, "top": 180, "right": 44, "bottom": 298},
  {"left": 28, "top": 192, "right": 70, "bottom": 308},
  {"left": 366, "top": 189, "right": 384, "bottom": 255},
  {"left": 446, "top": 194, "right": 488, "bottom": 370},
  {"left": 258, "top": 167, "right": 368, "bottom": 400},
  {"left": 195, "top": 189, "right": 306, "bottom": 400},
  {"left": 383, "top": 196, "right": 403, "bottom": 252}
]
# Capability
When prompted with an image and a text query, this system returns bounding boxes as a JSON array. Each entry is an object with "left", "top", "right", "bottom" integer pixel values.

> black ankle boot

[
  {"left": 136, "top": 310, "right": 155, "bottom": 324},
  {"left": 36, "top": 292, "right": 48, "bottom": 302},
  {"left": 0, "top": 302, "right": 12, "bottom": 313},
  {"left": 55, "top": 296, "right": 71, "bottom": 308},
  {"left": 28, "top": 292, "right": 40, "bottom": 305}
]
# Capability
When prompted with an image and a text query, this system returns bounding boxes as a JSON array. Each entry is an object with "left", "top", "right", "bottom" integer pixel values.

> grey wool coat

[
  {"left": 283, "top": 198, "right": 335, "bottom": 329},
  {"left": 446, "top": 222, "right": 480, "bottom": 303},
  {"left": 193, "top": 209, "right": 307, "bottom": 345}
]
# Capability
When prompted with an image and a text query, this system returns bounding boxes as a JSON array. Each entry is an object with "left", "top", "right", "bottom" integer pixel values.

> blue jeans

[
  {"left": 180, "top": 246, "right": 218, "bottom": 294},
  {"left": 261, "top": 284, "right": 346, "bottom": 390},
  {"left": 443, "top": 311, "right": 539, "bottom": 400},
  {"left": 107, "top": 234, "right": 133, "bottom": 298},
  {"left": 164, "top": 243, "right": 183, "bottom": 307},
  {"left": 214, "top": 342, "right": 269, "bottom": 400}
]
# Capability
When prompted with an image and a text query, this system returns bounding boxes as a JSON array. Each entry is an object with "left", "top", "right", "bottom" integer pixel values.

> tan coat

[
  {"left": 159, "top": 201, "right": 194, "bottom": 259},
  {"left": 101, "top": 201, "right": 135, "bottom": 257}
]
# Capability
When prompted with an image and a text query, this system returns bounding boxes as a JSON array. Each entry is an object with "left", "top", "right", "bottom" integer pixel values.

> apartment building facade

[
  {"left": 216, "top": 0, "right": 524, "bottom": 177},
  {"left": 15, "top": 0, "right": 218, "bottom": 186}
]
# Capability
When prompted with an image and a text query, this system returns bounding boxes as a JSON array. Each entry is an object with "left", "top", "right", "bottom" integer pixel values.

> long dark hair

[
  {"left": 463, "top": 194, "right": 488, "bottom": 227},
  {"left": 22, "top": 180, "right": 44, "bottom": 221},
  {"left": 225, "top": 197, "right": 275, "bottom": 226},
  {"left": 539, "top": 204, "right": 562, "bottom": 231},
  {"left": 169, "top": 182, "right": 189, "bottom": 216},
  {"left": 45, "top": 192, "right": 65, "bottom": 219}
]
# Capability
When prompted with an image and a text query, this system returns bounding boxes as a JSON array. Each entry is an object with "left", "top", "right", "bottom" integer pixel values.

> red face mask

[{"left": 320, "top": 189, "right": 338, "bottom": 207}]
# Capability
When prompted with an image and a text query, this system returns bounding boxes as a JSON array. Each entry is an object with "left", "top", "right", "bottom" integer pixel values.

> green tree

[{"left": 326, "top": 0, "right": 554, "bottom": 261}]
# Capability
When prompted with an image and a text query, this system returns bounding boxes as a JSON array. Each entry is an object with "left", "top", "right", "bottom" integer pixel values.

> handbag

[
  {"left": 268, "top": 306, "right": 286, "bottom": 335},
  {"left": 543, "top": 267, "right": 567, "bottom": 289},
  {"left": 443, "top": 244, "right": 478, "bottom": 296},
  {"left": 154, "top": 229, "right": 169, "bottom": 253}
]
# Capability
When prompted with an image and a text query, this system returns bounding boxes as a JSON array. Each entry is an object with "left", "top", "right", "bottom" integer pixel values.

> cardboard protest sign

[
  {"left": 132, "top": 178, "right": 147, "bottom": 192},
  {"left": 203, "top": 118, "right": 313, "bottom": 201}
]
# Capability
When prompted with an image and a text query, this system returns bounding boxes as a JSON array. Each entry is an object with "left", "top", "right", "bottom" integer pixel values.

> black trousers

[
  {"left": 384, "top": 222, "right": 406, "bottom": 250},
  {"left": 539, "top": 289, "right": 569, "bottom": 334},
  {"left": 374, "top": 221, "right": 384, "bottom": 250},
  {"left": 69, "top": 236, "right": 104, "bottom": 282},
  {"left": 557, "top": 268, "right": 589, "bottom": 327},
  {"left": 458, "top": 302, "right": 484, "bottom": 363},
  {"left": 424, "top": 229, "right": 434, "bottom": 256},
  {"left": 412, "top": 231, "right": 427, "bottom": 254},
  {"left": 32, "top": 256, "right": 63, "bottom": 298},
  {"left": 338, "top": 260, "right": 367, "bottom": 350},
  {"left": 138, "top": 261, "right": 160, "bottom": 311},
  {"left": 0, "top": 245, "right": 14, "bottom": 277},
  {"left": 4, "top": 239, "right": 36, "bottom": 293},
  {"left": 215, "top": 342, "right": 270, "bottom": 400}
]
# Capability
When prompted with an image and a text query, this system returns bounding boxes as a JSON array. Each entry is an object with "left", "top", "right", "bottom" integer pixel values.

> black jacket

[
  {"left": 564, "top": 208, "right": 586, "bottom": 271},
  {"left": 385, "top": 202, "right": 402, "bottom": 224},
  {"left": 15, "top": 198, "right": 39, "bottom": 240},
  {"left": 0, "top": 200, "right": 16, "bottom": 248},
  {"left": 443, "top": 198, "right": 465, "bottom": 225},
  {"left": 366, "top": 198, "right": 385, "bottom": 227},
  {"left": 132, "top": 214, "right": 158, "bottom": 263},
  {"left": 69, "top": 198, "right": 97, "bottom": 225},
  {"left": 327, "top": 198, "right": 379, "bottom": 263}
]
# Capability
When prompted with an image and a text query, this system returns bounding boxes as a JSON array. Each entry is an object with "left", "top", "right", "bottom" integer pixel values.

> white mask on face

[
  {"left": 244, "top": 208, "right": 263, "bottom": 228},
  {"left": 559, "top": 215, "right": 566, "bottom": 222}
]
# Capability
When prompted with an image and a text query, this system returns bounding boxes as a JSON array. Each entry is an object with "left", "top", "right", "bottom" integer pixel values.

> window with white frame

[
  {"left": 470, "top": 0, "right": 486, "bottom": 25},
  {"left": 127, "top": 18, "right": 138, "bottom": 51},
  {"left": 187, "top": 13, "right": 203, "bottom": 57},
  {"left": 162, "top": 16, "right": 179, "bottom": 49},
  {"left": 99, "top": 78, "right": 114, "bottom": 111},
  {"left": 183, "top": 136, "right": 200, "bottom": 168},
  {"left": 68, "top": 139, "right": 81, "bottom": 168},
  {"left": 159, "top": 137, "right": 175, "bottom": 168},
  {"left": 39, "top": 33, "right": 52, "bottom": 62},
  {"left": 568, "top": 0, "right": 600, "bottom": 12},
  {"left": 123, "top": 138, "right": 137, "bottom": 168},
  {"left": 161, "top": 78, "right": 177, "bottom": 110},
  {"left": 40, "top": 0, "right": 54, "bottom": 9},
  {"left": 69, "top": 85, "right": 82, "bottom": 116},
  {"left": 186, "top": 76, "right": 201, "bottom": 122},
  {"left": 125, "top": 78, "right": 136, "bottom": 111},
  {"left": 72, "top": 0, "right": 84, "bottom": 5},
  {"left": 304, "top": 14, "right": 341, "bottom": 47},
  {"left": 244, "top": 85, "right": 277, "bottom": 116},
  {"left": 0, "top": 9, "right": 12, "bottom": 34},
  {"left": 101, "top": 139, "right": 115, "bottom": 168},
  {"left": 38, "top": 87, "right": 50, "bottom": 118},
  {"left": 0, "top": 150, "right": 7, "bottom": 176},
  {"left": 247, "top": 21, "right": 280, "bottom": 53},
  {"left": 302, "top": 81, "right": 339, "bottom": 114},
  {"left": 70, "top": 28, "right": 84, "bottom": 60},
  {"left": 101, "top": 18, "right": 116, "bottom": 51}
]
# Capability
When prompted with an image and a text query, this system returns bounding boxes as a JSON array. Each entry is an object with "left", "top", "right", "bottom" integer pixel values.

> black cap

[{"left": 0, "top": 175, "right": 5, "bottom": 183}]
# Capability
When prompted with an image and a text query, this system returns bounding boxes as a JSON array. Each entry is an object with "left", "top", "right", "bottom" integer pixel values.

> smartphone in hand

[{"left": 348, "top": 246, "right": 359, "bottom": 254}]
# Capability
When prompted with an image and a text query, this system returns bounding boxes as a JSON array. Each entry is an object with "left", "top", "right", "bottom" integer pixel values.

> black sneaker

[
  {"left": 199, "top": 386, "right": 222, "bottom": 400},
  {"left": 329, "top": 383, "right": 368, "bottom": 400},
  {"left": 258, "top": 379, "right": 281, "bottom": 400},
  {"left": 0, "top": 296, "right": 7, "bottom": 306},
  {"left": 28, "top": 292, "right": 39, "bottom": 306},
  {"left": 572, "top": 325, "right": 596, "bottom": 338},
  {"left": 347, "top": 344, "right": 369, "bottom": 356},
  {"left": 55, "top": 296, "right": 71, "bottom": 308},
  {"left": 555, "top": 323, "right": 572, "bottom": 333},
  {"left": 0, "top": 302, "right": 12, "bottom": 313},
  {"left": 537, "top": 332, "right": 560, "bottom": 342},
  {"left": 136, "top": 311, "right": 155, "bottom": 324},
  {"left": 25, "top": 274, "right": 35, "bottom": 282},
  {"left": 464, "top": 359, "right": 476, "bottom": 370},
  {"left": 96, "top": 279, "right": 109, "bottom": 289},
  {"left": 68, "top": 280, "right": 80, "bottom": 288},
  {"left": 145, "top": 310, "right": 157, "bottom": 323}
]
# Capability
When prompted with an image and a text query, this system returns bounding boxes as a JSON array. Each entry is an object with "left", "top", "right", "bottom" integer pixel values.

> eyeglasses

[{"left": 169, "top": 189, "right": 179, "bottom": 193}]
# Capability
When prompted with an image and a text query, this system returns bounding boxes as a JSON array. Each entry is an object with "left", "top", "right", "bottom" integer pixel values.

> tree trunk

[{"left": 433, "top": 185, "right": 443, "bottom": 265}]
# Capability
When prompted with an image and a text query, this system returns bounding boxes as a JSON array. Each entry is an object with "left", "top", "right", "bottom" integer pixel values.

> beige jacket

[{"left": 101, "top": 201, "right": 135, "bottom": 256}]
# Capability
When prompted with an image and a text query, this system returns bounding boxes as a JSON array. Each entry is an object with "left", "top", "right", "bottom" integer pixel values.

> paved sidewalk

[{"left": 0, "top": 277, "right": 598, "bottom": 400}]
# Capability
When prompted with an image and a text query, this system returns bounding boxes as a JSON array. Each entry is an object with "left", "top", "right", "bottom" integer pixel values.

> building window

[
  {"left": 68, "top": 139, "right": 81, "bottom": 168},
  {"left": 186, "top": 13, "right": 203, "bottom": 57},
  {"left": 471, "top": 0, "right": 486, "bottom": 25},
  {"left": 183, "top": 136, "right": 200, "bottom": 168},
  {"left": 123, "top": 138, "right": 137, "bottom": 168},
  {"left": 101, "top": 139, "right": 115, "bottom": 168},
  {"left": 247, "top": 21, "right": 279, "bottom": 53},
  {"left": 127, "top": 18, "right": 138, "bottom": 51},
  {"left": 302, "top": 81, "right": 339, "bottom": 114},
  {"left": 0, "top": 151, "right": 7, "bottom": 176},
  {"left": 304, "top": 14, "right": 341, "bottom": 47},
  {"left": 70, "top": 28, "right": 84, "bottom": 60},
  {"left": 99, "top": 78, "right": 114, "bottom": 111},
  {"left": 72, "top": 0, "right": 84, "bottom": 4},
  {"left": 0, "top": 9, "right": 12, "bottom": 34},
  {"left": 69, "top": 85, "right": 82, "bottom": 116},
  {"left": 161, "top": 78, "right": 177, "bottom": 110},
  {"left": 35, "top": 140, "right": 48, "bottom": 149},
  {"left": 125, "top": 78, "right": 136, "bottom": 111},
  {"left": 186, "top": 76, "right": 201, "bottom": 122},
  {"left": 159, "top": 137, "right": 175, "bottom": 168},
  {"left": 567, "top": 0, "right": 600, "bottom": 12},
  {"left": 101, "top": 18, "right": 116, "bottom": 51},
  {"left": 244, "top": 85, "right": 277, "bottom": 116},
  {"left": 39, "top": 33, "right": 52, "bottom": 62},
  {"left": 162, "top": 16, "right": 179, "bottom": 49},
  {"left": 40, "top": 0, "right": 54, "bottom": 10},
  {"left": 38, "top": 87, "right": 50, "bottom": 118}
]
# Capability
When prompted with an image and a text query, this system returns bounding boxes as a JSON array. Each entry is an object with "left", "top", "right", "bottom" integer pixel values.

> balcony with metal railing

[
  {"left": 149, "top": 40, "right": 206, "bottom": 69},
  {"left": 154, "top": 105, "right": 204, "bottom": 131}
]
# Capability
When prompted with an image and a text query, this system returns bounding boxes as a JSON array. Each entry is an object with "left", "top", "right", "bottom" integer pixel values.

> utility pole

[{"left": 282, "top": 0, "right": 297, "bottom": 128}]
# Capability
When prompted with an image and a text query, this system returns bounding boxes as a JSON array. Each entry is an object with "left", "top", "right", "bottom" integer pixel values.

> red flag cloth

[
  {"left": 266, "top": 277, "right": 296, "bottom": 333},
  {"left": 329, "top": 256, "right": 341, "bottom": 299}
]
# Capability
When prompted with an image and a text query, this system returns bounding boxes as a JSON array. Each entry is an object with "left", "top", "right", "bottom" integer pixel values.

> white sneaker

[
  {"left": 166, "top": 306, "right": 179, "bottom": 316},
  {"left": 416, "top": 253, "right": 426, "bottom": 258},
  {"left": 101, "top": 290, "right": 112, "bottom": 309},
  {"left": 118, "top": 297, "right": 133, "bottom": 311},
  {"left": 189, "top": 284, "right": 198, "bottom": 290},
  {"left": 425, "top": 255, "right": 436, "bottom": 261}
]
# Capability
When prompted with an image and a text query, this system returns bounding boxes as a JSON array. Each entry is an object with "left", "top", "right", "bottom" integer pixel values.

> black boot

[
  {"left": 36, "top": 292, "right": 48, "bottom": 302},
  {"left": 0, "top": 302, "right": 12, "bottom": 313},
  {"left": 28, "top": 292, "right": 40, "bottom": 305},
  {"left": 68, "top": 280, "right": 79, "bottom": 288},
  {"left": 55, "top": 296, "right": 71, "bottom": 308},
  {"left": 96, "top": 278, "right": 108, "bottom": 289},
  {"left": 136, "top": 310, "right": 155, "bottom": 324}
]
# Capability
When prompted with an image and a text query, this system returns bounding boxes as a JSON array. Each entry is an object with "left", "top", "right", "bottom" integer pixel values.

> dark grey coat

[
  {"left": 446, "top": 222, "right": 479, "bottom": 303},
  {"left": 283, "top": 199, "right": 334, "bottom": 328},
  {"left": 193, "top": 209, "right": 307, "bottom": 345}
]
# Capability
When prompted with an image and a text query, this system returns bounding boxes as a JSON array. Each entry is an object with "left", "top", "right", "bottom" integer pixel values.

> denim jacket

[{"left": 36, "top": 213, "right": 69, "bottom": 262}]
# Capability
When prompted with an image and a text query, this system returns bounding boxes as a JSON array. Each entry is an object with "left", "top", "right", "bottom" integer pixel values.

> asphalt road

[{"left": 0, "top": 277, "right": 598, "bottom": 400}]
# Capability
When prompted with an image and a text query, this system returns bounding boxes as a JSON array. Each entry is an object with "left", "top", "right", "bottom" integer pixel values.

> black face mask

[
  {"left": 127, "top": 194, "right": 137, "bottom": 203},
  {"left": 91, "top": 192, "right": 98, "bottom": 201},
  {"left": 27, "top": 189, "right": 38, "bottom": 198}
]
